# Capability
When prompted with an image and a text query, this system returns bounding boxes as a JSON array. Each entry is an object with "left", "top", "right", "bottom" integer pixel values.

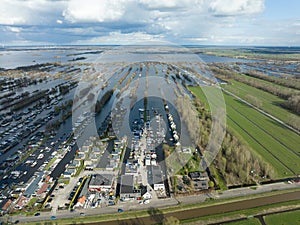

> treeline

[
  {"left": 192, "top": 95, "right": 275, "bottom": 186},
  {"left": 192, "top": 97, "right": 211, "bottom": 148},
  {"left": 244, "top": 70, "right": 300, "bottom": 90},
  {"left": 216, "top": 130, "right": 275, "bottom": 185},
  {"left": 282, "top": 95, "right": 300, "bottom": 115},
  {"left": 175, "top": 95, "right": 200, "bottom": 144},
  {"left": 94, "top": 90, "right": 114, "bottom": 113},
  {"left": 12, "top": 90, "right": 48, "bottom": 111},
  {"left": 118, "top": 67, "right": 133, "bottom": 85},
  {"left": 210, "top": 65, "right": 298, "bottom": 100}
]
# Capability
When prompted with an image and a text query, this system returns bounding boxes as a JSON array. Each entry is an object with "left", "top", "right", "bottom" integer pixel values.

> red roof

[
  {"left": 15, "top": 196, "right": 28, "bottom": 208},
  {"left": 2, "top": 199, "right": 12, "bottom": 211},
  {"left": 77, "top": 196, "right": 86, "bottom": 204},
  {"left": 45, "top": 175, "right": 50, "bottom": 182},
  {"left": 37, "top": 183, "right": 49, "bottom": 195}
]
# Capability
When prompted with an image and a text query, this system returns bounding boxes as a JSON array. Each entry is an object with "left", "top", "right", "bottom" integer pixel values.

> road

[
  {"left": 78, "top": 190, "right": 300, "bottom": 225},
  {"left": 15, "top": 189, "right": 299, "bottom": 225},
  {"left": 3, "top": 182, "right": 299, "bottom": 224}
]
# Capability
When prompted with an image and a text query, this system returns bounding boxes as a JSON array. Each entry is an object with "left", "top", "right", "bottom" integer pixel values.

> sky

[{"left": 0, "top": 0, "right": 299, "bottom": 46}]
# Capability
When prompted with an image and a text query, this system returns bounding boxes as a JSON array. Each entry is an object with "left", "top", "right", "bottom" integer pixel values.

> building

[
  {"left": 37, "top": 183, "right": 49, "bottom": 197},
  {"left": 193, "top": 179, "right": 209, "bottom": 190},
  {"left": 147, "top": 165, "right": 165, "bottom": 191},
  {"left": 88, "top": 174, "right": 114, "bottom": 192},
  {"left": 188, "top": 171, "right": 209, "bottom": 190},
  {"left": 119, "top": 175, "right": 141, "bottom": 200},
  {"left": 1, "top": 199, "right": 12, "bottom": 213},
  {"left": 75, "top": 196, "right": 86, "bottom": 208},
  {"left": 68, "top": 160, "right": 81, "bottom": 168},
  {"left": 23, "top": 172, "right": 43, "bottom": 198},
  {"left": 188, "top": 171, "right": 208, "bottom": 180},
  {"left": 14, "top": 196, "right": 28, "bottom": 210}
]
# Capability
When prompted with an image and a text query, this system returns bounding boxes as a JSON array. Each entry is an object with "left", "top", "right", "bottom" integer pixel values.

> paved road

[
  {"left": 75, "top": 190, "right": 300, "bottom": 225},
  {"left": 3, "top": 182, "right": 299, "bottom": 224}
]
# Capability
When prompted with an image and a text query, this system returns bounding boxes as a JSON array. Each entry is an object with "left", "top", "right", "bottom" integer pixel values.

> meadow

[{"left": 190, "top": 86, "right": 300, "bottom": 178}]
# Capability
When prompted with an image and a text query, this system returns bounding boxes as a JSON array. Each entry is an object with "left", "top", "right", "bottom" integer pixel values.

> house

[
  {"left": 114, "top": 141, "right": 122, "bottom": 149},
  {"left": 88, "top": 174, "right": 114, "bottom": 192},
  {"left": 119, "top": 175, "right": 141, "bottom": 200},
  {"left": 90, "top": 154, "right": 99, "bottom": 162},
  {"left": 92, "top": 147, "right": 101, "bottom": 154},
  {"left": 14, "top": 196, "right": 28, "bottom": 209},
  {"left": 75, "top": 152, "right": 85, "bottom": 160},
  {"left": 193, "top": 179, "right": 209, "bottom": 190},
  {"left": 188, "top": 171, "right": 209, "bottom": 190},
  {"left": 106, "top": 161, "right": 118, "bottom": 171},
  {"left": 37, "top": 183, "right": 49, "bottom": 196},
  {"left": 75, "top": 196, "right": 86, "bottom": 208},
  {"left": 23, "top": 172, "right": 43, "bottom": 198},
  {"left": 188, "top": 171, "right": 208, "bottom": 180},
  {"left": 65, "top": 168, "right": 76, "bottom": 176},
  {"left": 141, "top": 186, "right": 152, "bottom": 200},
  {"left": 1, "top": 199, "right": 12, "bottom": 213},
  {"left": 81, "top": 146, "right": 89, "bottom": 152},
  {"left": 68, "top": 160, "right": 81, "bottom": 168},
  {"left": 63, "top": 171, "right": 72, "bottom": 178}
]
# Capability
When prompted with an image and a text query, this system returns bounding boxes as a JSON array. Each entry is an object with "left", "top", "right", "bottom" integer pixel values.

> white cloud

[
  {"left": 1, "top": 0, "right": 300, "bottom": 46},
  {"left": 5, "top": 26, "right": 22, "bottom": 33},
  {"left": 139, "top": 0, "right": 195, "bottom": 9},
  {"left": 0, "top": 0, "right": 66, "bottom": 25},
  {"left": 74, "top": 31, "right": 165, "bottom": 45},
  {"left": 63, "top": 0, "right": 126, "bottom": 23},
  {"left": 209, "top": 0, "right": 264, "bottom": 16}
]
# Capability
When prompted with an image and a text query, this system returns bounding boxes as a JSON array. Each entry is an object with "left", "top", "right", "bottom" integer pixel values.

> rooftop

[
  {"left": 120, "top": 174, "right": 135, "bottom": 194},
  {"left": 89, "top": 174, "right": 114, "bottom": 187},
  {"left": 147, "top": 165, "right": 164, "bottom": 185}
]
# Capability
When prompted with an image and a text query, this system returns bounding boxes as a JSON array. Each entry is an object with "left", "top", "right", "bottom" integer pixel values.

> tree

[
  {"left": 283, "top": 95, "right": 300, "bottom": 115},
  {"left": 245, "top": 94, "right": 262, "bottom": 108},
  {"left": 182, "top": 176, "right": 191, "bottom": 185}
]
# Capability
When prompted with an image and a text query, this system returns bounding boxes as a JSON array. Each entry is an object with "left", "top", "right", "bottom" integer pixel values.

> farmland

[
  {"left": 222, "top": 80, "right": 300, "bottom": 126},
  {"left": 190, "top": 86, "right": 300, "bottom": 178},
  {"left": 264, "top": 210, "right": 300, "bottom": 225}
]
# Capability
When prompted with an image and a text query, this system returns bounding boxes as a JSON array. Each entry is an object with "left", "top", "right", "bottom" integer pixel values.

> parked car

[{"left": 50, "top": 216, "right": 56, "bottom": 220}]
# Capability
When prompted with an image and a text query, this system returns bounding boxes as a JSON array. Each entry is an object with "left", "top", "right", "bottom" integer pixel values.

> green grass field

[
  {"left": 190, "top": 86, "right": 300, "bottom": 178},
  {"left": 234, "top": 73, "right": 300, "bottom": 95},
  {"left": 222, "top": 80, "right": 300, "bottom": 125},
  {"left": 264, "top": 210, "right": 300, "bottom": 225},
  {"left": 226, "top": 218, "right": 261, "bottom": 225}
]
